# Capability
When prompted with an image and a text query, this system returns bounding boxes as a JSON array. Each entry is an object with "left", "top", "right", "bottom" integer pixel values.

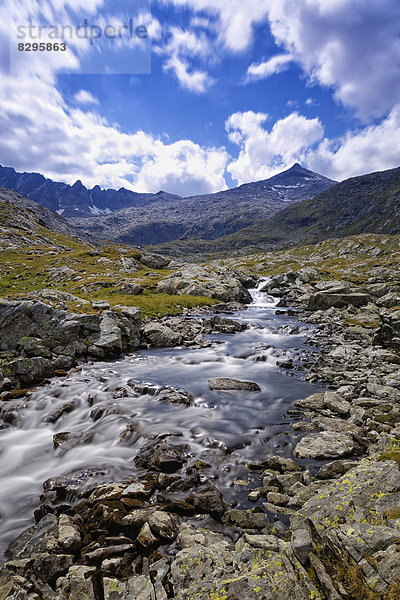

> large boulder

[
  {"left": 142, "top": 322, "right": 182, "bottom": 347},
  {"left": 170, "top": 523, "right": 321, "bottom": 600},
  {"left": 308, "top": 289, "right": 371, "bottom": 310},
  {"left": 293, "top": 454, "right": 400, "bottom": 596},
  {"left": 140, "top": 253, "right": 170, "bottom": 269},
  {"left": 208, "top": 377, "right": 261, "bottom": 392},
  {"left": 157, "top": 265, "right": 252, "bottom": 304},
  {"left": 294, "top": 431, "right": 357, "bottom": 459},
  {"left": 0, "top": 300, "right": 141, "bottom": 389}
]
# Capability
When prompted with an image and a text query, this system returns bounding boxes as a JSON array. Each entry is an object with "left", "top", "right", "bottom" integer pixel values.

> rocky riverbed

[{"left": 0, "top": 272, "right": 399, "bottom": 600}]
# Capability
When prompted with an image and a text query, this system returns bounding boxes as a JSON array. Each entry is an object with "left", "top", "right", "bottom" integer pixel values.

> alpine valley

[
  {"left": 0, "top": 162, "right": 336, "bottom": 245},
  {"left": 0, "top": 161, "right": 400, "bottom": 600}
]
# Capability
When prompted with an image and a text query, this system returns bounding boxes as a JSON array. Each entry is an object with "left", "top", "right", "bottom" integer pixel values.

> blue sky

[{"left": 1, "top": 0, "right": 400, "bottom": 196}]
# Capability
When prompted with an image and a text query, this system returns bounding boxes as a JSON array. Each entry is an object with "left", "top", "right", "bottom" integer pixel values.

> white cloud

[
  {"left": 265, "top": 0, "right": 400, "bottom": 120},
  {"left": 160, "top": 1, "right": 400, "bottom": 119},
  {"left": 156, "top": 26, "right": 214, "bottom": 93},
  {"left": 190, "top": 17, "right": 212, "bottom": 29},
  {"left": 0, "top": 71, "right": 228, "bottom": 195},
  {"left": 225, "top": 106, "right": 400, "bottom": 186},
  {"left": 226, "top": 110, "right": 324, "bottom": 184},
  {"left": 158, "top": 0, "right": 271, "bottom": 53},
  {"left": 307, "top": 104, "right": 400, "bottom": 181},
  {"left": 245, "top": 53, "right": 292, "bottom": 82},
  {"left": 163, "top": 55, "right": 214, "bottom": 93},
  {"left": 73, "top": 90, "right": 99, "bottom": 105}
]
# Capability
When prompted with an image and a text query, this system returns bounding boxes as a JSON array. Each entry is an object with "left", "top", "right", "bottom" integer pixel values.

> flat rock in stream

[
  {"left": 294, "top": 431, "right": 357, "bottom": 459},
  {"left": 43, "top": 467, "right": 109, "bottom": 501},
  {"left": 208, "top": 378, "right": 261, "bottom": 392}
]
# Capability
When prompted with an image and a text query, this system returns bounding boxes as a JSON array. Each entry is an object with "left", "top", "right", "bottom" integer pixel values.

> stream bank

[{"left": 0, "top": 278, "right": 399, "bottom": 600}]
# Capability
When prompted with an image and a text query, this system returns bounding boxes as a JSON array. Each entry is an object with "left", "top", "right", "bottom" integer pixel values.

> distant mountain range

[
  {"left": 1, "top": 162, "right": 399, "bottom": 257},
  {"left": 0, "top": 165, "right": 181, "bottom": 218},
  {"left": 152, "top": 165, "right": 400, "bottom": 255},
  {"left": 0, "top": 163, "right": 336, "bottom": 245}
]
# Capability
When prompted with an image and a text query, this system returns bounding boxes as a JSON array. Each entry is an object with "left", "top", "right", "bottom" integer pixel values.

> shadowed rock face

[
  {"left": 374, "top": 309, "right": 400, "bottom": 353},
  {"left": 0, "top": 299, "right": 141, "bottom": 388}
]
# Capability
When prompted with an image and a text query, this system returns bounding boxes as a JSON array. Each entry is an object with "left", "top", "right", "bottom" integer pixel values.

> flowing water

[{"left": 0, "top": 283, "right": 324, "bottom": 559}]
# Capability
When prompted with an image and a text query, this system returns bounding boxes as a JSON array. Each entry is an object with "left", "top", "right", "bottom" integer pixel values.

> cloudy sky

[{"left": 1, "top": 0, "right": 400, "bottom": 196}]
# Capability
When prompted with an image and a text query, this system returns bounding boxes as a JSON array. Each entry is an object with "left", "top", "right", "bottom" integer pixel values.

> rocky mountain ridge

[
  {"left": 0, "top": 163, "right": 336, "bottom": 243},
  {"left": 0, "top": 164, "right": 181, "bottom": 218},
  {"left": 151, "top": 165, "right": 400, "bottom": 256}
]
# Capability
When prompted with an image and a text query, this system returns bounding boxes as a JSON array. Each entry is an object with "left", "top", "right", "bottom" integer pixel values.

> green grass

[
  {"left": 377, "top": 450, "right": 400, "bottom": 467},
  {"left": 215, "top": 233, "right": 400, "bottom": 286},
  {"left": 0, "top": 228, "right": 219, "bottom": 318}
]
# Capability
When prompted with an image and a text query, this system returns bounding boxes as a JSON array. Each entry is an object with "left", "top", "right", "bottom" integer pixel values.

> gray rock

[
  {"left": 323, "top": 391, "right": 350, "bottom": 416},
  {"left": 92, "top": 300, "right": 110, "bottom": 310},
  {"left": 58, "top": 515, "right": 81, "bottom": 553},
  {"left": 157, "top": 388, "right": 192, "bottom": 406},
  {"left": 142, "top": 323, "right": 182, "bottom": 348},
  {"left": 296, "top": 456, "right": 400, "bottom": 595},
  {"left": 5, "top": 514, "right": 60, "bottom": 560},
  {"left": 121, "top": 256, "right": 142, "bottom": 272},
  {"left": 316, "top": 459, "right": 359, "bottom": 480},
  {"left": 291, "top": 529, "right": 313, "bottom": 565},
  {"left": 43, "top": 467, "right": 109, "bottom": 502},
  {"left": 308, "top": 290, "right": 371, "bottom": 310},
  {"left": 115, "top": 282, "right": 143, "bottom": 295},
  {"left": 56, "top": 565, "right": 96, "bottom": 600},
  {"left": 84, "top": 544, "right": 135, "bottom": 563},
  {"left": 295, "top": 393, "right": 325, "bottom": 410},
  {"left": 137, "top": 522, "right": 157, "bottom": 549},
  {"left": 222, "top": 509, "right": 270, "bottom": 530},
  {"left": 45, "top": 402, "right": 76, "bottom": 424},
  {"left": 267, "top": 492, "right": 290, "bottom": 506},
  {"left": 208, "top": 316, "right": 247, "bottom": 334},
  {"left": 157, "top": 265, "right": 252, "bottom": 304},
  {"left": 134, "top": 439, "right": 189, "bottom": 473},
  {"left": 208, "top": 378, "right": 261, "bottom": 392},
  {"left": 294, "top": 431, "right": 356, "bottom": 459},
  {"left": 148, "top": 511, "right": 177, "bottom": 541},
  {"left": 186, "top": 484, "right": 226, "bottom": 517},
  {"left": 2, "top": 357, "right": 54, "bottom": 386},
  {"left": 140, "top": 253, "right": 170, "bottom": 269},
  {"left": 103, "top": 575, "right": 155, "bottom": 600},
  {"left": 249, "top": 455, "right": 301, "bottom": 473},
  {"left": 53, "top": 431, "right": 93, "bottom": 450},
  {"left": 170, "top": 524, "right": 321, "bottom": 600}
]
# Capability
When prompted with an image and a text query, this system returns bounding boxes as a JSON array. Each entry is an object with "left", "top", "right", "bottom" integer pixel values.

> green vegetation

[
  {"left": 216, "top": 233, "right": 400, "bottom": 287},
  {"left": 0, "top": 224, "right": 217, "bottom": 317},
  {"left": 377, "top": 450, "right": 400, "bottom": 468}
]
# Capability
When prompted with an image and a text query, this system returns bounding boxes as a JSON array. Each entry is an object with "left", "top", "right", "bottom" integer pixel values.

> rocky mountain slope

[
  {"left": 0, "top": 163, "right": 336, "bottom": 243},
  {"left": 157, "top": 165, "right": 400, "bottom": 256},
  {"left": 68, "top": 163, "right": 336, "bottom": 244},
  {"left": 0, "top": 187, "right": 91, "bottom": 250}
]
